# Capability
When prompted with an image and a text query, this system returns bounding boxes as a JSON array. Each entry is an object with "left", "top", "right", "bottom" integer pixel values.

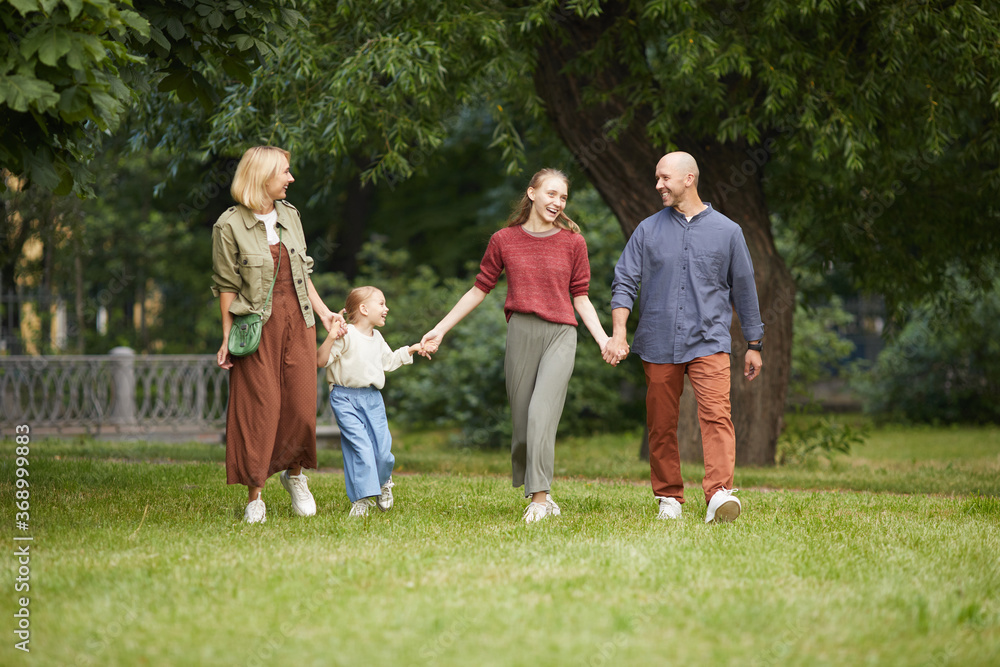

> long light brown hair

[
  {"left": 343, "top": 286, "right": 381, "bottom": 324},
  {"left": 505, "top": 168, "right": 580, "bottom": 233}
]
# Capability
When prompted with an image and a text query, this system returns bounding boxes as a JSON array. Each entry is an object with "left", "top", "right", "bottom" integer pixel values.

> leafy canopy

[
  {"left": 10, "top": 0, "right": 991, "bottom": 309},
  {"left": 183, "top": 1, "right": 1000, "bottom": 306},
  {"left": 0, "top": 0, "right": 305, "bottom": 194}
]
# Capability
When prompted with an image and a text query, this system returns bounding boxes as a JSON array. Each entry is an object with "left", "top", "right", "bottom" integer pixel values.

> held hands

[
  {"left": 320, "top": 309, "right": 347, "bottom": 338},
  {"left": 323, "top": 311, "right": 348, "bottom": 342},
  {"left": 601, "top": 337, "right": 630, "bottom": 367},
  {"left": 744, "top": 349, "right": 763, "bottom": 382},
  {"left": 418, "top": 329, "right": 442, "bottom": 359}
]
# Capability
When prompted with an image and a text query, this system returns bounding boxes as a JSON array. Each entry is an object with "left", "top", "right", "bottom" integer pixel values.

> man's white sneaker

[
  {"left": 545, "top": 493, "right": 561, "bottom": 517},
  {"left": 244, "top": 497, "right": 266, "bottom": 524},
  {"left": 280, "top": 470, "right": 317, "bottom": 517},
  {"left": 376, "top": 477, "right": 395, "bottom": 512},
  {"left": 705, "top": 488, "right": 741, "bottom": 523},
  {"left": 523, "top": 502, "right": 548, "bottom": 524},
  {"left": 349, "top": 497, "right": 375, "bottom": 518},
  {"left": 656, "top": 496, "right": 682, "bottom": 520}
]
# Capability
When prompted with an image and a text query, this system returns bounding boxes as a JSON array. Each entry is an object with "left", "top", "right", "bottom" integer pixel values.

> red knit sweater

[{"left": 474, "top": 225, "right": 591, "bottom": 326}]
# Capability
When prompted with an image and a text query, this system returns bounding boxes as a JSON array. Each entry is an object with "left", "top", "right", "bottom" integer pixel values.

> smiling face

[
  {"left": 654, "top": 155, "right": 692, "bottom": 209},
  {"left": 527, "top": 176, "right": 569, "bottom": 226},
  {"left": 264, "top": 155, "right": 295, "bottom": 202},
  {"left": 360, "top": 289, "right": 388, "bottom": 328}
]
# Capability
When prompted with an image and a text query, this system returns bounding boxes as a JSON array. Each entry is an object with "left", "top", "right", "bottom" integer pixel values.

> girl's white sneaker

[
  {"left": 349, "top": 498, "right": 375, "bottom": 517},
  {"left": 376, "top": 478, "right": 395, "bottom": 512}
]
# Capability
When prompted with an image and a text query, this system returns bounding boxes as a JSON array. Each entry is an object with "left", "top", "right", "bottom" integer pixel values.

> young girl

[{"left": 318, "top": 286, "right": 424, "bottom": 517}]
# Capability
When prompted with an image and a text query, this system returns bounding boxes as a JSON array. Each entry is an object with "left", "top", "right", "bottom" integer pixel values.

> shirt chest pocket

[
  {"left": 693, "top": 251, "right": 726, "bottom": 284},
  {"left": 236, "top": 254, "right": 266, "bottom": 304}
]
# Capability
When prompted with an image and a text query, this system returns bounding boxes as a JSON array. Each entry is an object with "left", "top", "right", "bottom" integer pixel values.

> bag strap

[{"left": 263, "top": 227, "right": 282, "bottom": 311}]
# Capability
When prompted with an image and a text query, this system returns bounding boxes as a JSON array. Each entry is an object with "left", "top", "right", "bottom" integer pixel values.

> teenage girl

[{"left": 420, "top": 169, "right": 615, "bottom": 523}]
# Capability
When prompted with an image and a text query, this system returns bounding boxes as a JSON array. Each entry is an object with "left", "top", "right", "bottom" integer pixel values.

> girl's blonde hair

[
  {"left": 230, "top": 146, "right": 291, "bottom": 212},
  {"left": 505, "top": 168, "right": 580, "bottom": 233},
  {"left": 343, "top": 286, "right": 381, "bottom": 324}
]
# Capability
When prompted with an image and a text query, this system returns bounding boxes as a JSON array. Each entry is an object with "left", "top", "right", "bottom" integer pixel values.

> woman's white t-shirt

[{"left": 253, "top": 209, "right": 280, "bottom": 245}]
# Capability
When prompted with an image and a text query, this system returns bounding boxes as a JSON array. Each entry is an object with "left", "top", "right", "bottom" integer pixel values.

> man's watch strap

[{"left": 747, "top": 341, "right": 763, "bottom": 352}]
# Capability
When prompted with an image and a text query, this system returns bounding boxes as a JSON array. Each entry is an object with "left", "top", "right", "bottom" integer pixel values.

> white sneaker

[
  {"left": 376, "top": 477, "right": 395, "bottom": 512},
  {"left": 545, "top": 493, "right": 561, "bottom": 517},
  {"left": 705, "top": 489, "right": 741, "bottom": 524},
  {"left": 523, "top": 502, "right": 548, "bottom": 524},
  {"left": 280, "top": 470, "right": 317, "bottom": 517},
  {"left": 244, "top": 497, "right": 266, "bottom": 524},
  {"left": 656, "top": 496, "right": 682, "bottom": 520},
  {"left": 349, "top": 497, "right": 375, "bottom": 518}
]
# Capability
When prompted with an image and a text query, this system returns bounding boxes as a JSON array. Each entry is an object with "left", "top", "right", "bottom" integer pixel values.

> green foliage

[
  {"left": 855, "top": 270, "right": 1000, "bottom": 424},
  {"left": 1, "top": 140, "right": 227, "bottom": 354},
  {"left": 776, "top": 413, "right": 867, "bottom": 466},
  {"left": 191, "top": 1, "right": 534, "bottom": 190},
  {"left": 761, "top": 0, "right": 1000, "bottom": 306},
  {"left": 1, "top": 0, "right": 146, "bottom": 193},
  {"left": 788, "top": 297, "right": 856, "bottom": 402},
  {"left": 9, "top": 0, "right": 1000, "bottom": 317},
  {"left": 774, "top": 213, "right": 858, "bottom": 402},
  {"left": 189, "top": 0, "right": 1000, "bottom": 310},
  {"left": 72, "top": 150, "right": 216, "bottom": 353},
  {"left": 0, "top": 0, "right": 301, "bottom": 194},
  {"left": 131, "top": 0, "right": 305, "bottom": 107}
]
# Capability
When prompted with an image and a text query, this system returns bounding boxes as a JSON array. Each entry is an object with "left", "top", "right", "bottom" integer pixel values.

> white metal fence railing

[{"left": 0, "top": 347, "right": 332, "bottom": 435}]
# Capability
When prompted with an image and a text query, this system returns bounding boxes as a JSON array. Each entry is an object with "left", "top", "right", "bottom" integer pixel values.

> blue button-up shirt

[{"left": 611, "top": 203, "right": 764, "bottom": 364}]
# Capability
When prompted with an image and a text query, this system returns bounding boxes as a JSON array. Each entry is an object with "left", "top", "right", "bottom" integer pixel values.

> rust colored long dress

[{"left": 225, "top": 243, "right": 317, "bottom": 487}]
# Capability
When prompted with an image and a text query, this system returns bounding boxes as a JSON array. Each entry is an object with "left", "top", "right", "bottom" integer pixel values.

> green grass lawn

[{"left": 1, "top": 420, "right": 998, "bottom": 666}]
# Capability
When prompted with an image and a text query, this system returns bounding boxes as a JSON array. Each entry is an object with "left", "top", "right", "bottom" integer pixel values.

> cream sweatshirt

[{"left": 323, "top": 324, "right": 413, "bottom": 390}]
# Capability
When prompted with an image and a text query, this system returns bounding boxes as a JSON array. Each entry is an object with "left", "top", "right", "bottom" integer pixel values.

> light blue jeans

[{"left": 329, "top": 385, "right": 395, "bottom": 502}]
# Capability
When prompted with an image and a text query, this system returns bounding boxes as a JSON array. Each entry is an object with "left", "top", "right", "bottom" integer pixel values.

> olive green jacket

[{"left": 211, "top": 201, "right": 316, "bottom": 328}]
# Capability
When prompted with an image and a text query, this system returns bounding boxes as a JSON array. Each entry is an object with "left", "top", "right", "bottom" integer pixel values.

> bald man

[{"left": 605, "top": 152, "right": 764, "bottom": 523}]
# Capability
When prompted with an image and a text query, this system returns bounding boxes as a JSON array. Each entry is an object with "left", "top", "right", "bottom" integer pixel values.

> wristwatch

[{"left": 747, "top": 340, "right": 763, "bottom": 352}]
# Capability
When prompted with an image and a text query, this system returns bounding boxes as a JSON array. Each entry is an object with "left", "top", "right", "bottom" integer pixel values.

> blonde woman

[
  {"left": 212, "top": 146, "right": 344, "bottom": 523},
  {"left": 420, "top": 168, "right": 616, "bottom": 523}
]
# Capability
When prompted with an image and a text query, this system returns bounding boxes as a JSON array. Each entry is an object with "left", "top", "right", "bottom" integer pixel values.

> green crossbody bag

[{"left": 228, "top": 228, "right": 282, "bottom": 357}]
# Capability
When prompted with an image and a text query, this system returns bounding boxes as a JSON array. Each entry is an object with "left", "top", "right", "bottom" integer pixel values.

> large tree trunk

[
  {"left": 534, "top": 6, "right": 794, "bottom": 466},
  {"left": 328, "top": 172, "right": 373, "bottom": 279},
  {"left": 695, "top": 141, "right": 794, "bottom": 466}
]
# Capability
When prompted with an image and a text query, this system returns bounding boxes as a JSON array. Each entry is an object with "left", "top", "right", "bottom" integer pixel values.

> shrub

[
  {"left": 854, "top": 272, "right": 1000, "bottom": 424},
  {"left": 776, "top": 414, "right": 867, "bottom": 465},
  {"left": 788, "top": 296, "right": 857, "bottom": 403}
]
